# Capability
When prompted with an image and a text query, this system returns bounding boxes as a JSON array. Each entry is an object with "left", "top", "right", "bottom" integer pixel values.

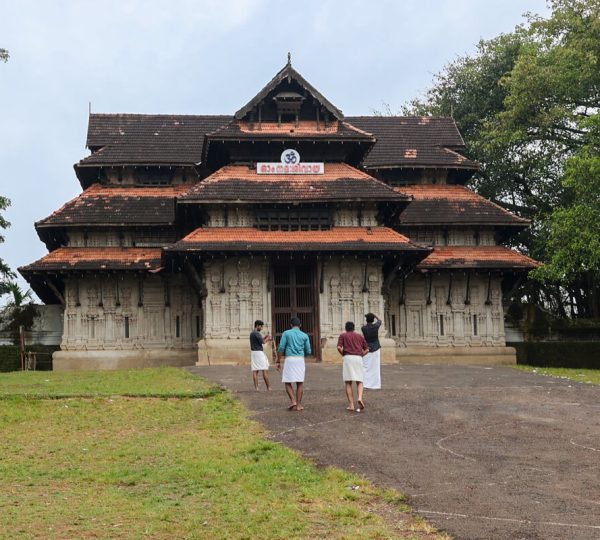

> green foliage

[
  {"left": 0, "top": 195, "right": 19, "bottom": 305},
  {"left": 0, "top": 345, "right": 58, "bottom": 372},
  {"left": 0, "top": 48, "right": 8, "bottom": 62},
  {"left": 515, "top": 365, "right": 600, "bottom": 383},
  {"left": 405, "top": 0, "right": 600, "bottom": 317},
  {"left": 532, "top": 114, "right": 600, "bottom": 293},
  {"left": 0, "top": 345, "right": 19, "bottom": 372},
  {"left": 512, "top": 341, "right": 600, "bottom": 368}
]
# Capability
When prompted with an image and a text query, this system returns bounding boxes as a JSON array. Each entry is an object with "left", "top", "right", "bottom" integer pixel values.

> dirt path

[{"left": 188, "top": 364, "right": 600, "bottom": 540}]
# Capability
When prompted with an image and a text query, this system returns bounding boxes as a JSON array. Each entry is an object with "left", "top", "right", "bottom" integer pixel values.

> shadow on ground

[{"left": 188, "top": 364, "right": 600, "bottom": 540}]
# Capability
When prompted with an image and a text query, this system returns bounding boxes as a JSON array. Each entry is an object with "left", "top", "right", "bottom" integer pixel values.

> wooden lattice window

[
  {"left": 255, "top": 209, "right": 331, "bottom": 231},
  {"left": 133, "top": 228, "right": 176, "bottom": 247},
  {"left": 136, "top": 169, "right": 173, "bottom": 186}
]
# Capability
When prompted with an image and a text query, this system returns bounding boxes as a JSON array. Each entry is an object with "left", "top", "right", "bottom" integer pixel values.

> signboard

[{"left": 257, "top": 149, "right": 324, "bottom": 175}]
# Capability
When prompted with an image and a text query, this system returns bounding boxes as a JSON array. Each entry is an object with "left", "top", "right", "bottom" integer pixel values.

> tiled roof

[
  {"left": 80, "top": 114, "right": 231, "bottom": 166},
  {"left": 417, "top": 246, "right": 540, "bottom": 270},
  {"left": 179, "top": 163, "right": 407, "bottom": 203},
  {"left": 19, "top": 247, "right": 163, "bottom": 272},
  {"left": 396, "top": 184, "right": 529, "bottom": 226},
  {"left": 77, "top": 114, "right": 475, "bottom": 170},
  {"left": 347, "top": 116, "right": 478, "bottom": 170},
  {"left": 207, "top": 120, "right": 374, "bottom": 140},
  {"left": 36, "top": 184, "right": 190, "bottom": 227},
  {"left": 234, "top": 61, "right": 343, "bottom": 120},
  {"left": 168, "top": 227, "right": 427, "bottom": 253}
]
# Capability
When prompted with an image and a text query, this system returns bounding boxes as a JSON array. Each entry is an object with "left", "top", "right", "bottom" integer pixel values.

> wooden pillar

[{"left": 464, "top": 272, "right": 471, "bottom": 305}]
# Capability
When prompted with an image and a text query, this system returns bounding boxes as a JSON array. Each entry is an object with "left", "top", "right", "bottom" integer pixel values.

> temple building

[{"left": 20, "top": 59, "right": 539, "bottom": 370}]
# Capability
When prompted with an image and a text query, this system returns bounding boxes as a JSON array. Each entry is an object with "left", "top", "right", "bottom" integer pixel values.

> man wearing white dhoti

[
  {"left": 276, "top": 317, "right": 311, "bottom": 411},
  {"left": 337, "top": 321, "right": 369, "bottom": 412},
  {"left": 361, "top": 313, "right": 382, "bottom": 390},
  {"left": 250, "top": 320, "right": 272, "bottom": 391}
]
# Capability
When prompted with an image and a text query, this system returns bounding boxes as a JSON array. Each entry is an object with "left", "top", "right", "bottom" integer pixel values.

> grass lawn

[
  {"left": 514, "top": 365, "right": 600, "bottom": 385},
  {"left": 0, "top": 368, "right": 446, "bottom": 540}
]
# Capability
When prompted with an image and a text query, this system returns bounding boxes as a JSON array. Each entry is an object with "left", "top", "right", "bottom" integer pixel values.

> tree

[
  {"left": 0, "top": 196, "right": 17, "bottom": 303},
  {"left": 0, "top": 48, "right": 8, "bottom": 63},
  {"left": 531, "top": 114, "right": 600, "bottom": 316},
  {"left": 404, "top": 0, "right": 600, "bottom": 317}
]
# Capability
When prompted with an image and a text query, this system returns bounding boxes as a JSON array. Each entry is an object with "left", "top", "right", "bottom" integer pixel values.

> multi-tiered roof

[{"left": 20, "top": 59, "right": 538, "bottom": 302}]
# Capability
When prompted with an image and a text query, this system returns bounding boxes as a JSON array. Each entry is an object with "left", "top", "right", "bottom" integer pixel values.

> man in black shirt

[
  {"left": 361, "top": 313, "right": 382, "bottom": 389},
  {"left": 250, "top": 320, "right": 272, "bottom": 391}
]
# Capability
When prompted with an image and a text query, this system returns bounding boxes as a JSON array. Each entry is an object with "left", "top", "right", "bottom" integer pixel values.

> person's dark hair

[
  {"left": 365, "top": 313, "right": 375, "bottom": 323},
  {"left": 345, "top": 321, "right": 355, "bottom": 332},
  {"left": 290, "top": 317, "right": 301, "bottom": 327},
  {"left": 254, "top": 320, "right": 264, "bottom": 328}
]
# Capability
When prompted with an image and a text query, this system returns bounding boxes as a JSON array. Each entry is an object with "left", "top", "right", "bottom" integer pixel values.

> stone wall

[
  {"left": 319, "top": 258, "right": 384, "bottom": 338},
  {"left": 54, "top": 273, "right": 201, "bottom": 370},
  {"left": 198, "top": 257, "right": 271, "bottom": 364},
  {"left": 318, "top": 257, "right": 396, "bottom": 362},
  {"left": 386, "top": 273, "right": 505, "bottom": 347}
]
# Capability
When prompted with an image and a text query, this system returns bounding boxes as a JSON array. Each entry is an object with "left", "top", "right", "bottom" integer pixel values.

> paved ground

[{"left": 188, "top": 364, "right": 600, "bottom": 540}]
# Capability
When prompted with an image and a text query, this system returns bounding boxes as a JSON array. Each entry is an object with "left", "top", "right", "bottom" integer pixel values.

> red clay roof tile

[
  {"left": 169, "top": 227, "right": 426, "bottom": 253},
  {"left": 396, "top": 184, "right": 529, "bottom": 226},
  {"left": 417, "top": 246, "right": 540, "bottom": 270},
  {"left": 208, "top": 119, "right": 374, "bottom": 140},
  {"left": 19, "top": 247, "right": 163, "bottom": 272},
  {"left": 180, "top": 163, "right": 407, "bottom": 203},
  {"left": 36, "top": 184, "right": 191, "bottom": 227}
]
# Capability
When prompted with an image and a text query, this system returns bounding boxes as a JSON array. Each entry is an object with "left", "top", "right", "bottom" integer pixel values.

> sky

[{"left": 0, "top": 0, "right": 549, "bottom": 304}]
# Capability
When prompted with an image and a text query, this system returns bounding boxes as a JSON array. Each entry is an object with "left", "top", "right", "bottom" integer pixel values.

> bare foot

[
  {"left": 296, "top": 404, "right": 304, "bottom": 411},
  {"left": 346, "top": 406, "right": 355, "bottom": 411},
  {"left": 357, "top": 399, "right": 365, "bottom": 410},
  {"left": 288, "top": 403, "right": 297, "bottom": 411}
]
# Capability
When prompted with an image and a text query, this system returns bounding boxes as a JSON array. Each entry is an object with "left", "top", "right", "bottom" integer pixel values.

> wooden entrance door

[{"left": 271, "top": 261, "right": 320, "bottom": 361}]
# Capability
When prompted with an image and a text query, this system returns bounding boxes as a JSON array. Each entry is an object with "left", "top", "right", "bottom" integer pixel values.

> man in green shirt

[{"left": 277, "top": 317, "right": 311, "bottom": 411}]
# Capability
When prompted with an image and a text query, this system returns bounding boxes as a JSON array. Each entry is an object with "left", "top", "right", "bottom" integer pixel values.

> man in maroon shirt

[{"left": 337, "top": 321, "right": 369, "bottom": 412}]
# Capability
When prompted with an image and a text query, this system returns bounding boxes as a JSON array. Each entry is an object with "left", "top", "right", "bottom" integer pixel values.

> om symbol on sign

[{"left": 281, "top": 149, "right": 300, "bottom": 165}]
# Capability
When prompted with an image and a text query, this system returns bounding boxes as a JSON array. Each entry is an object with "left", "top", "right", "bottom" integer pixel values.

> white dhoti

[
  {"left": 282, "top": 356, "right": 305, "bottom": 383},
  {"left": 250, "top": 350, "right": 269, "bottom": 371},
  {"left": 342, "top": 355, "right": 364, "bottom": 382},
  {"left": 362, "top": 349, "right": 381, "bottom": 389}
]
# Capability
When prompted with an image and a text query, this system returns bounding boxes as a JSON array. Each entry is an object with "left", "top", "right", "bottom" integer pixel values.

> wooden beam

[
  {"left": 184, "top": 259, "right": 206, "bottom": 299},
  {"left": 45, "top": 279, "right": 65, "bottom": 306}
]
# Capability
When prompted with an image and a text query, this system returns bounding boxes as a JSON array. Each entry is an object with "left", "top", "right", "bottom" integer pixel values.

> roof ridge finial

[{"left": 286, "top": 52, "right": 292, "bottom": 83}]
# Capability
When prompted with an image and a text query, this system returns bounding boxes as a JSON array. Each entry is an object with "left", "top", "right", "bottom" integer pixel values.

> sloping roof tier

[
  {"left": 168, "top": 227, "right": 427, "bottom": 253},
  {"left": 396, "top": 185, "right": 529, "bottom": 226},
  {"left": 36, "top": 184, "right": 190, "bottom": 227},
  {"left": 417, "top": 246, "right": 540, "bottom": 270},
  {"left": 180, "top": 163, "right": 407, "bottom": 203},
  {"left": 78, "top": 114, "right": 475, "bottom": 170},
  {"left": 19, "top": 247, "right": 163, "bottom": 272},
  {"left": 207, "top": 120, "right": 374, "bottom": 140},
  {"left": 347, "top": 116, "right": 477, "bottom": 170},
  {"left": 81, "top": 114, "right": 231, "bottom": 166},
  {"left": 234, "top": 61, "right": 343, "bottom": 120}
]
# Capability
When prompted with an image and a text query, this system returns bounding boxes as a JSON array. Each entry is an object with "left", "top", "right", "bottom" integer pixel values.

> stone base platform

[
  {"left": 196, "top": 339, "right": 515, "bottom": 366},
  {"left": 53, "top": 349, "right": 197, "bottom": 371},
  {"left": 397, "top": 346, "right": 516, "bottom": 365}
]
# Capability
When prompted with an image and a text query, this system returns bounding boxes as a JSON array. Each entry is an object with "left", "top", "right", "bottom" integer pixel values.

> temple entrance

[{"left": 271, "top": 261, "right": 321, "bottom": 361}]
